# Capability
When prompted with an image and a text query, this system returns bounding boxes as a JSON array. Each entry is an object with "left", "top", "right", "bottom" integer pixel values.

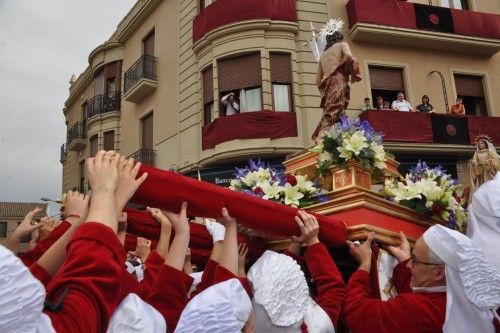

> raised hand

[
  {"left": 38, "top": 217, "right": 61, "bottom": 241},
  {"left": 387, "top": 231, "right": 411, "bottom": 262},
  {"left": 291, "top": 210, "right": 320, "bottom": 247},
  {"left": 346, "top": 232, "right": 375, "bottom": 272},
  {"left": 115, "top": 156, "right": 148, "bottom": 214},
  {"left": 220, "top": 207, "right": 237, "bottom": 229},
  {"left": 205, "top": 218, "right": 225, "bottom": 243},
  {"left": 164, "top": 202, "right": 189, "bottom": 235},
  {"left": 62, "top": 190, "right": 90, "bottom": 223},
  {"left": 238, "top": 243, "right": 249, "bottom": 277},
  {"left": 147, "top": 207, "right": 171, "bottom": 228},
  {"left": 12, "top": 207, "right": 45, "bottom": 239},
  {"left": 133, "top": 237, "right": 152, "bottom": 263}
]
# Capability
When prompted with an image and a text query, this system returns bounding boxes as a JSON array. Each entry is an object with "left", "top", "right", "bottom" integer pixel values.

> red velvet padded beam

[{"left": 131, "top": 164, "right": 347, "bottom": 247}]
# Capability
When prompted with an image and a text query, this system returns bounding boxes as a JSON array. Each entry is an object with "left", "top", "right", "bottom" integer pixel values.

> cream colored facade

[{"left": 61, "top": 0, "right": 500, "bottom": 192}]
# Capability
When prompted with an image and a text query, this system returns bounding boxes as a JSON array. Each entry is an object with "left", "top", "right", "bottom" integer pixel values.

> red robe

[
  {"left": 146, "top": 264, "right": 194, "bottom": 332},
  {"left": 21, "top": 220, "right": 72, "bottom": 267},
  {"left": 43, "top": 222, "right": 127, "bottom": 333},
  {"left": 303, "top": 242, "right": 345, "bottom": 328},
  {"left": 345, "top": 261, "right": 446, "bottom": 333}
]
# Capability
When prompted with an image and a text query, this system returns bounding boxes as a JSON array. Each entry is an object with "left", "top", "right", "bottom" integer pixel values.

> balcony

[
  {"left": 193, "top": 0, "right": 297, "bottom": 43},
  {"left": 60, "top": 143, "right": 67, "bottom": 163},
  {"left": 346, "top": 0, "right": 500, "bottom": 56},
  {"left": 202, "top": 110, "right": 297, "bottom": 150},
  {"left": 123, "top": 55, "right": 157, "bottom": 103},
  {"left": 86, "top": 92, "right": 121, "bottom": 121},
  {"left": 128, "top": 148, "right": 156, "bottom": 166},
  {"left": 67, "top": 122, "right": 86, "bottom": 151}
]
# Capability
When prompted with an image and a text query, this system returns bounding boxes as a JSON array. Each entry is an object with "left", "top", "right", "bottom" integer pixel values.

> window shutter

[
  {"left": 369, "top": 67, "right": 404, "bottom": 91},
  {"left": 218, "top": 53, "right": 261, "bottom": 92},
  {"left": 202, "top": 66, "right": 213, "bottom": 104},
  {"left": 454, "top": 75, "right": 484, "bottom": 97},
  {"left": 270, "top": 53, "right": 292, "bottom": 83},
  {"left": 142, "top": 113, "right": 154, "bottom": 150},
  {"left": 143, "top": 30, "right": 155, "bottom": 56},
  {"left": 104, "top": 131, "right": 115, "bottom": 150}
]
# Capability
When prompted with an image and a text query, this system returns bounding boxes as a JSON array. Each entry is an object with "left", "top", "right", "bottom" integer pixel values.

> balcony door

[
  {"left": 454, "top": 74, "right": 487, "bottom": 116},
  {"left": 441, "top": 0, "right": 469, "bottom": 10},
  {"left": 141, "top": 113, "right": 154, "bottom": 150},
  {"left": 368, "top": 66, "right": 405, "bottom": 107},
  {"left": 143, "top": 30, "right": 155, "bottom": 56}
]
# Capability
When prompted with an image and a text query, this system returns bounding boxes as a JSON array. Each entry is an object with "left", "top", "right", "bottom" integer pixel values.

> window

[
  {"left": 90, "top": 134, "right": 98, "bottom": 157},
  {"left": 199, "top": 0, "right": 213, "bottom": 11},
  {"left": 0, "top": 222, "right": 7, "bottom": 238},
  {"left": 79, "top": 160, "right": 85, "bottom": 192},
  {"left": 202, "top": 66, "right": 214, "bottom": 124},
  {"left": 441, "top": 0, "right": 469, "bottom": 10},
  {"left": 104, "top": 131, "right": 115, "bottom": 150},
  {"left": 143, "top": 29, "right": 155, "bottom": 56},
  {"left": 454, "top": 74, "right": 487, "bottom": 116},
  {"left": 270, "top": 53, "right": 293, "bottom": 112},
  {"left": 106, "top": 77, "right": 116, "bottom": 96},
  {"left": 218, "top": 53, "right": 262, "bottom": 115},
  {"left": 141, "top": 113, "right": 154, "bottom": 150},
  {"left": 94, "top": 69, "right": 105, "bottom": 96},
  {"left": 368, "top": 66, "right": 405, "bottom": 106},
  {"left": 82, "top": 101, "right": 88, "bottom": 122}
]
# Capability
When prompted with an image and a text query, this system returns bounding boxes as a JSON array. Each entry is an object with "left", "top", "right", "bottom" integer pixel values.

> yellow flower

[
  {"left": 283, "top": 183, "right": 304, "bottom": 206},
  {"left": 344, "top": 131, "right": 369, "bottom": 156},
  {"left": 261, "top": 181, "right": 284, "bottom": 200}
]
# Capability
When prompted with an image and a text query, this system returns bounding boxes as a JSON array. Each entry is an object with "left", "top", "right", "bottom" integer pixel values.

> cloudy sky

[{"left": 0, "top": 0, "right": 135, "bottom": 213}]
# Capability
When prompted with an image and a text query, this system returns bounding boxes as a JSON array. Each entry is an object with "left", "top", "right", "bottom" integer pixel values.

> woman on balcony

[{"left": 312, "top": 19, "right": 362, "bottom": 141}]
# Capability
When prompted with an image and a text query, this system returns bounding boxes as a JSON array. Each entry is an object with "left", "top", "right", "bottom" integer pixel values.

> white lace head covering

[
  {"left": 467, "top": 172, "right": 500, "bottom": 272},
  {"left": 175, "top": 278, "right": 252, "bottom": 333},
  {"left": 0, "top": 245, "right": 55, "bottom": 333},
  {"left": 423, "top": 225, "right": 500, "bottom": 333},
  {"left": 247, "top": 251, "right": 309, "bottom": 329},
  {"left": 107, "top": 293, "right": 166, "bottom": 333}
]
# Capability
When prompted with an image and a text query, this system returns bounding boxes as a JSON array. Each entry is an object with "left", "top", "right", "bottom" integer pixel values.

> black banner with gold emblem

[{"left": 431, "top": 114, "right": 469, "bottom": 144}]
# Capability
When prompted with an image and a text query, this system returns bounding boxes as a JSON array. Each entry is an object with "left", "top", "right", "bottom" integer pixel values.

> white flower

[
  {"left": 337, "top": 146, "right": 353, "bottom": 160},
  {"left": 229, "top": 179, "right": 242, "bottom": 190},
  {"left": 283, "top": 183, "right": 304, "bottom": 206},
  {"left": 261, "top": 181, "right": 284, "bottom": 200},
  {"left": 319, "top": 152, "right": 333, "bottom": 164},
  {"left": 344, "top": 131, "right": 369, "bottom": 156},
  {"left": 309, "top": 140, "right": 324, "bottom": 154},
  {"left": 296, "top": 175, "right": 317, "bottom": 194}
]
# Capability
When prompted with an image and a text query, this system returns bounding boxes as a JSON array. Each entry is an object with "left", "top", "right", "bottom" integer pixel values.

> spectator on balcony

[
  {"left": 361, "top": 97, "right": 372, "bottom": 111},
  {"left": 221, "top": 92, "right": 240, "bottom": 116},
  {"left": 416, "top": 95, "right": 434, "bottom": 113},
  {"left": 374, "top": 96, "right": 385, "bottom": 110},
  {"left": 450, "top": 97, "right": 466, "bottom": 115},
  {"left": 383, "top": 101, "right": 392, "bottom": 110},
  {"left": 391, "top": 92, "right": 415, "bottom": 112}
]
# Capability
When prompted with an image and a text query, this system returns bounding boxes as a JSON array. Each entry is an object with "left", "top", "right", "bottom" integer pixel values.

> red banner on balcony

[
  {"left": 468, "top": 115, "right": 500, "bottom": 144},
  {"left": 202, "top": 110, "right": 297, "bottom": 150},
  {"left": 131, "top": 164, "right": 347, "bottom": 247},
  {"left": 360, "top": 110, "right": 433, "bottom": 143},
  {"left": 193, "top": 0, "right": 297, "bottom": 43}
]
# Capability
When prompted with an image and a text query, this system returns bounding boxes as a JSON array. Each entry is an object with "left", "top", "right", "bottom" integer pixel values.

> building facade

[
  {"left": 60, "top": 0, "right": 500, "bottom": 192},
  {"left": 0, "top": 202, "right": 48, "bottom": 253}
]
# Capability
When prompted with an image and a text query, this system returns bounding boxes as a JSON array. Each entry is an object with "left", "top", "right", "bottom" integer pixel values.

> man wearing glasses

[{"left": 343, "top": 231, "right": 446, "bottom": 333}]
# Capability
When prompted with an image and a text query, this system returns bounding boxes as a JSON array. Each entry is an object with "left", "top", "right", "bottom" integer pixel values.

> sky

[{"left": 0, "top": 0, "right": 135, "bottom": 213}]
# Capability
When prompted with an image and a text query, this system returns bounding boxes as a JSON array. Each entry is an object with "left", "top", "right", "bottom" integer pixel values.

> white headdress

[
  {"left": 319, "top": 18, "right": 344, "bottom": 37},
  {"left": 0, "top": 245, "right": 55, "bottom": 332},
  {"left": 247, "top": 251, "right": 309, "bottom": 328},
  {"left": 175, "top": 278, "right": 252, "bottom": 333},
  {"left": 107, "top": 293, "right": 166, "bottom": 333},
  {"left": 423, "top": 225, "right": 500, "bottom": 333},
  {"left": 467, "top": 172, "right": 500, "bottom": 272}
]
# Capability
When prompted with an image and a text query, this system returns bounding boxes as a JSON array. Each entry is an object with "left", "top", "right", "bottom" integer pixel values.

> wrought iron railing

[
  {"left": 67, "top": 122, "right": 86, "bottom": 147},
  {"left": 124, "top": 55, "right": 158, "bottom": 94},
  {"left": 60, "top": 143, "right": 67, "bottom": 163},
  {"left": 86, "top": 91, "right": 121, "bottom": 119},
  {"left": 127, "top": 148, "right": 156, "bottom": 166}
]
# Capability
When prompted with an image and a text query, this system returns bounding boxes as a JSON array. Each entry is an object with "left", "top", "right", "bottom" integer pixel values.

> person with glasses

[{"left": 343, "top": 231, "right": 446, "bottom": 333}]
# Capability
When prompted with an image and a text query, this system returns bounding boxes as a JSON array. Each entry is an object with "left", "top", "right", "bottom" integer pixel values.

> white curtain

[
  {"left": 240, "top": 87, "right": 262, "bottom": 112},
  {"left": 273, "top": 84, "right": 290, "bottom": 112}
]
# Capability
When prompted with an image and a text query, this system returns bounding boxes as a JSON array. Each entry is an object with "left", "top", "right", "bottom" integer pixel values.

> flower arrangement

[
  {"left": 229, "top": 159, "right": 324, "bottom": 208},
  {"left": 384, "top": 161, "right": 467, "bottom": 232},
  {"left": 310, "top": 115, "right": 391, "bottom": 176}
]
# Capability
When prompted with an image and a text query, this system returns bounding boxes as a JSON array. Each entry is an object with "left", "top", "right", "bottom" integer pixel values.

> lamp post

[{"left": 428, "top": 70, "right": 450, "bottom": 114}]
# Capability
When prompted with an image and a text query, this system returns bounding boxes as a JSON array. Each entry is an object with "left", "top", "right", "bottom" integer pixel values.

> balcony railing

[
  {"left": 67, "top": 121, "right": 87, "bottom": 151},
  {"left": 193, "top": 0, "right": 297, "bottom": 43},
  {"left": 86, "top": 91, "right": 121, "bottom": 120},
  {"left": 127, "top": 148, "right": 156, "bottom": 166},
  {"left": 60, "top": 143, "right": 67, "bottom": 163},
  {"left": 346, "top": 0, "right": 500, "bottom": 56},
  {"left": 124, "top": 55, "right": 157, "bottom": 94}
]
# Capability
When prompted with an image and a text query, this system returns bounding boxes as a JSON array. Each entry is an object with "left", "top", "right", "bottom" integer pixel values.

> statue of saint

[
  {"left": 469, "top": 135, "right": 500, "bottom": 199},
  {"left": 311, "top": 19, "right": 361, "bottom": 141}
]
